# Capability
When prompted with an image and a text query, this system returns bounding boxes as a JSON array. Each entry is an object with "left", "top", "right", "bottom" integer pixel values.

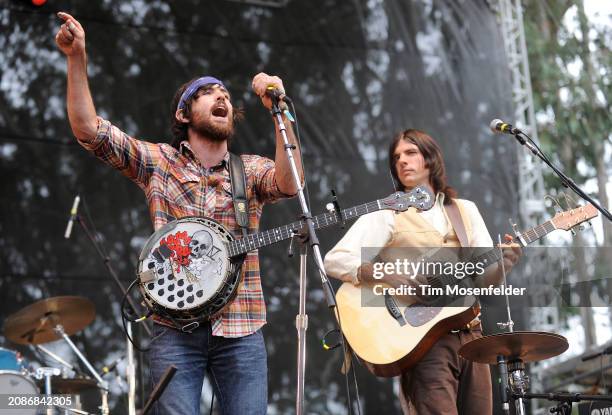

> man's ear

[{"left": 175, "top": 108, "right": 189, "bottom": 123}]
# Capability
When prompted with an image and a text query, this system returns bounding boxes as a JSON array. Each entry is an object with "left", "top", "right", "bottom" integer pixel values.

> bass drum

[
  {"left": 0, "top": 371, "right": 39, "bottom": 415},
  {"left": 137, "top": 217, "right": 243, "bottom": 325}
]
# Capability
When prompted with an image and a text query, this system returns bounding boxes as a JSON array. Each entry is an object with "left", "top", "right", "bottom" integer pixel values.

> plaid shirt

[{"left": 78, "top": 118, "right": 290, "bottom": 337}]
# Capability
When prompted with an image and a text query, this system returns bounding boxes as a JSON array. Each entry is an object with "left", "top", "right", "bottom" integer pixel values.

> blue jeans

[{"left": 149, "top": 322, "right": 268, "bottom": 414}]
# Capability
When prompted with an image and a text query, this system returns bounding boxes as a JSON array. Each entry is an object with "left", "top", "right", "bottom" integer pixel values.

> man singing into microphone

[
  {"left": 55, "top": 12, "right": 303, "bottom": 415},
  {"left": 325, "top": 129, "right": 521, "bottom": 414}
]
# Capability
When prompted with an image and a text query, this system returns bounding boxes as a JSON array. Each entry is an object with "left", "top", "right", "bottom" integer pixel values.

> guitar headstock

[
  {"left": 551, "top": 203, "right": 598, "bottom": 230},
  {"left": 380, "top": 186, "right": 435, "bottom": 212}
]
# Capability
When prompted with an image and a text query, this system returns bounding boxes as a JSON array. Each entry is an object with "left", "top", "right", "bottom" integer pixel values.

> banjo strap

[{"left": 229, "top": 153, "right": 249, "bottom": 238}]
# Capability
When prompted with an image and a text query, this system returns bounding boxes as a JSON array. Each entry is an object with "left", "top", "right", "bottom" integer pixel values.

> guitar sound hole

[
  {"left": 177, "top": 290, "right": 184, "bottom": 298},
  {"left": 196, "top": 290, "right": 203, "bottom": 298},
  {"left": 168, "top": 274, "right": 174, "bottom": 280},
  {"left": 157, "top": 289, "right": 164, "bottom": 296},
  {"left": 187, "top": 285, "right": 193, "bottom": 292},
  {"left": 177, "top": 301, "right": 184, "bottom": 308},
  {"left": 147, "top": 283, "right": 154, "bottom": 290},
  {"left": 168, "top": 284, "right": 174, "bottom": 291},
  {"left": 158, "top": 278, "right": 164, "bottom": 285},
  {"left": 157, "top": 268, "right": 164, "bottom": 274},
  {"left": 168, "top": 295, "right": 175, "bottom": 302},
  {"left": 187, "top": 295, "right": 194, "bottom": 304},
  {"left": 178, "top": 279, "right": 184, "bottom": 287}
]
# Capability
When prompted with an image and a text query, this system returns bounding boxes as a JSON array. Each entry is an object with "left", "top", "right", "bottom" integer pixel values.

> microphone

[
  {"left": 582, "top": 345, "right": 612, "bottom": 362},
  {"left": 64, "top": 195, "right": 80, "bottom": 239},
  {"left": 490, "top": 119, "right": 521, "bottom": 135},
  {"left": 142, "top": 365, "right": 177, "bottom": 414},
  {"left": 265, "top": 85, "right": 292, "bottom": 103}
]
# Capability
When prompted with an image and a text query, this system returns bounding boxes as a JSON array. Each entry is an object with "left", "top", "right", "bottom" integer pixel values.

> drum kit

[{"left": 2, "top": 296, "right": 109, "bottom": 415}]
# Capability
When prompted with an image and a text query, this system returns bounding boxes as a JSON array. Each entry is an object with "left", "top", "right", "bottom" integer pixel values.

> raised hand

[
  {"left": 251, "top": 72, "right": 285, "bottom": 110},
  {"left": 55, "top": 12, "right": 86, "bottom": 57}
]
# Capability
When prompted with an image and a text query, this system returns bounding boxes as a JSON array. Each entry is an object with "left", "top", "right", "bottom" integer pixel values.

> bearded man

[{"left": 55, "top": 11, "right": 302, "bottom": 415}]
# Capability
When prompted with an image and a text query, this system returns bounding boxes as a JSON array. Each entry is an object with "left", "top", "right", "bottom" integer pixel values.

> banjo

[{"left": 137, "top": 186, "right": 434, "bottom": 325}]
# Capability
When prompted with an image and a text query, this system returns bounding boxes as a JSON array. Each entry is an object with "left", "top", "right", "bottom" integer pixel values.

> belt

[{"left": 450, "top": 317, "right": 481, "bottom": 333}]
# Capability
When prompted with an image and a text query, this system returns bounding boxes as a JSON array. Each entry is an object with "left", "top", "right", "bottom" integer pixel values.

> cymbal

[
  {"left": 458, "top": 331, "right": 568, "bottom": 364},
  {"left": 3, "top": 296, "right": 95, "bottom": 345},
  {"left": 37, "top": 377, "right": 99, "bottom": 394}
]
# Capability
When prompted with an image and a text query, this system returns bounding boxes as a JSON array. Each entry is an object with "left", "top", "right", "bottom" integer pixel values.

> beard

[{"left": 190, "top": 114, "right": 234, "bottom": 143}]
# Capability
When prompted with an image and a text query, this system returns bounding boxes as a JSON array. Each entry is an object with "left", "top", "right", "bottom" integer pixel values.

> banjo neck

[{"left": 226, "top": 186, "right": 435, "bottom": 258}]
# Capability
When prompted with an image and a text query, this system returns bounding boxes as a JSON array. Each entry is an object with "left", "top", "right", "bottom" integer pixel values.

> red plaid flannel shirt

[{"left": 78, "top": 118, "right": 291, "bottom": 337}]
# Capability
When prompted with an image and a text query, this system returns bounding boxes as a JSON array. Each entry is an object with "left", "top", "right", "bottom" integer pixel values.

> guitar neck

[
  {"left": 474, "top": 218, "right": 558, "bottom": 266},
  {"left": 227, "top": 199, "right": 386, "bottom": 257}
]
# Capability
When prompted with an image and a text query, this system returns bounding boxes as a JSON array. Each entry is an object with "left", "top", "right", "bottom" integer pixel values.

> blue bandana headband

[{"left": 177, "top": 76, "right": 225, "bottom": 111}]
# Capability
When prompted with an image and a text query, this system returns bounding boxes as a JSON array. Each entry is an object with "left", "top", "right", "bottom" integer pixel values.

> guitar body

[{"left": 336, "top": 282, "right": 479, "bottom": 377}]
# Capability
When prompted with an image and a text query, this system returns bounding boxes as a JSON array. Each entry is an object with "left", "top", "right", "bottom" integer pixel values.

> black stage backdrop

[{"left": 1, "top": 0, "right": 518, "bottom": 413}]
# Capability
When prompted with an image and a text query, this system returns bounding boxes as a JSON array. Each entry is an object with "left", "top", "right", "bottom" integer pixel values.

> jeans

[{"left": 149, "top": 322, "right": 268, "bottom": 415}]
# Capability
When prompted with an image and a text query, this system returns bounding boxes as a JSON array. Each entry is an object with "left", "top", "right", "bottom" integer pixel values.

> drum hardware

[
  {"left": 34, "top": 343, "right": 76, "bottom": 373},
  {"left": 4, "top": 297, "right": 109, "bottom": 415},
  {"left": 510, "top": 392, "right": 612, "bottom": 415},
  {"left": 458, "top": 235, "right": 569, "bottom": 415},
  {"left": 64, "top": 195, "right": 148, "bottom": 414},
  {"left": 37, "top": 366, "right": 62, "bottom": 415}
]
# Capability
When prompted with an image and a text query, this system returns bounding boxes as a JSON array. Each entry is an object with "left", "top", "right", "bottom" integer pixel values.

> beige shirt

[{"left": 324, "top": 193, "right": 494, "bottom": 282}]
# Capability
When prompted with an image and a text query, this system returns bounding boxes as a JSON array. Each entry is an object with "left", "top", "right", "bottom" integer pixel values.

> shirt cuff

[{"left": 76, "top": 117, "right": 111, "bottom": 151}]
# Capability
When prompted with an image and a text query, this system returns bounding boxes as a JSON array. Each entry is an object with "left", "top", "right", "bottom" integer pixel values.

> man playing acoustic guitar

[{"left": 325, "top": 129, "right": 521, "bottom": 414}]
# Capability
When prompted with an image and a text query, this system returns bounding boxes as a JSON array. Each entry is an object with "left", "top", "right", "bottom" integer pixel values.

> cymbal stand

[
  {"left": 507, "top": 359, "right": 529, "bottom": 415},
  {"left": 36, "top": 366, "right": 61, "bottom": 415},
  {"left": 34, "top": 344, "right": 76, "bottom": 375},
  {"left": 494, "top": 234, "right": 519, "bottom": 414},
  {"left": 54, "top": 324, "right": 109, "bottom": 415}
]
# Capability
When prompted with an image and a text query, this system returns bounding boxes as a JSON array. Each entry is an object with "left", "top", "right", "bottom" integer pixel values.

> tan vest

[{"left": 386, "top": 199, "right": 473, "bottom": 249}]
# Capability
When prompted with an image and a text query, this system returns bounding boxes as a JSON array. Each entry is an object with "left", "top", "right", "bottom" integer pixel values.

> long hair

[
  {"left": 388, "top": 129, "right": 456, "bottom": 204},
  {"left": 169, "top": 78, "right": 244, "bottom": 149}
]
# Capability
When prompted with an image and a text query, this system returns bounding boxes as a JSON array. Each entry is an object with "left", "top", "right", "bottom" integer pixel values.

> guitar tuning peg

[
  {"left": 544, "top": 194, "right": 563, "bottom": 214},
  {"left": 325, "top": 203, "right": 335, "bottom": 213},
  {"left": 561, "top": 193, "right": 580, "bottom": 210}
]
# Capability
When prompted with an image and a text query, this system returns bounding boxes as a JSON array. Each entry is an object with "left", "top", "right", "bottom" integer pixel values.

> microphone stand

[
  {"left": 510, "top": 131, "right": 612, "bottom": 222},
  {"left": 72, "top": 201, "right": 150, "bottom": 414},
  {"left": 270, "top": 98, "right": 337, "bottom": 415}
]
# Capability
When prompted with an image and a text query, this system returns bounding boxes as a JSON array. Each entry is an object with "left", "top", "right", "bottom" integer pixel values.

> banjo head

[{"left": 137, "top": 217, "right": 241, "bottom": 323}]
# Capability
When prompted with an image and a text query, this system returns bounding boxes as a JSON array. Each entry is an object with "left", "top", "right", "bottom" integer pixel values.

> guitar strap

[
  {"left": 229, "top": 153, "right": 249, "bottom": 238},
  {"left": 444, "top": 199, "right": 469, "bottom": 247}
]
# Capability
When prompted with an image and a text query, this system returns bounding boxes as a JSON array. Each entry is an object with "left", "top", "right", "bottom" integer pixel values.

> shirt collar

[{"left": 178, "top": 141, "right": 229, "bottom": 170}]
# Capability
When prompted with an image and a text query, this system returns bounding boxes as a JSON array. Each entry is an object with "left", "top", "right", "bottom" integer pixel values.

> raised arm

[
  {"left": 55, "top": 12, "right": 97, "bottom": 141},
  {"left": 251, "top": 73, "right": 304, "bottom": 195}
]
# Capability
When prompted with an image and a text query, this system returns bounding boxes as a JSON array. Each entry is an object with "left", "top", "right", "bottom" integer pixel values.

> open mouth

[{"left": 212, "top": 105, "right": 228, "bottom": 118}]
